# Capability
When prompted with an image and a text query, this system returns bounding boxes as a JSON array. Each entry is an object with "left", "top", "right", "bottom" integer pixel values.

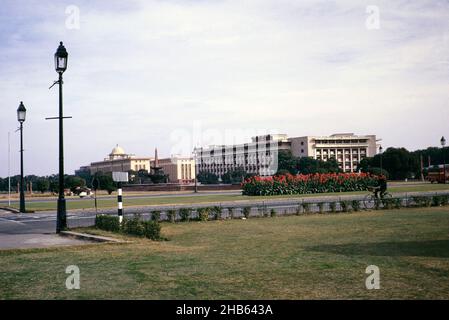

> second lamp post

[
  {"left": 441, "top": 136, "right": 446, "bottom": 184},
  {"left": 55, "top": 42, "right": 68, "bottom": 233},
  {"left": 17, "top": 102, "right": 26, "bottom": 213}
]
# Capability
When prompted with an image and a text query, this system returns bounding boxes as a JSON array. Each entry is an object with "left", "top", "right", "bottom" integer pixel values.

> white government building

[
  {"left": 77, "top": 145, "right": 196, "bottom": 184},
  {"left": 194, "top": 133, "right": 379, "bottom": 177}
]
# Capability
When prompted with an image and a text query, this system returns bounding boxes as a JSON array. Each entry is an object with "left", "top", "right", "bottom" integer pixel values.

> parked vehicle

[
  {"left": 72, "top": 186, "right": 92, "bottom": 197},
  {"left": 426, "top": 166, "right": 449, "bottom": 184}
]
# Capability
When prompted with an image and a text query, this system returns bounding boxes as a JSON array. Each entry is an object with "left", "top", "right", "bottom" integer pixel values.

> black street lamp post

[
  {"left": 441, "top": 136, "right": 446, "bottom": 184},
  {"left": 17, "top": 102, "right": 26, "bottom": 213},
  {"left": 55, "top": 42, "right": 68, "bottom": 233}
]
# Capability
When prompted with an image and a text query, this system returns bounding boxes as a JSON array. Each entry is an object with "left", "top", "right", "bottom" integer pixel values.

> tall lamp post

[
  {"left": 55, "top": 42, "right": 68, "bottom": 233},
  {"left": 441, "top": 136, "right": 446, "bottom": 184},
  {"left": 379, "top": 145, "right": 383, "bottom": 175},
  {"left": 17, "top": 102, "right": 26, "bottom": 213}
]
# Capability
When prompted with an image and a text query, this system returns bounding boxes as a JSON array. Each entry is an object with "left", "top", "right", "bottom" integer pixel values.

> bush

[
  {"left": 212, "top": 206, "right": 223, "bottom": 220},
  {"left": 411, "top": 196, "right": 431, "bottom": 207},
  {"left": 166, "top": 209, "right": 176, "bottom": 223},
  {"left": 122, "top": 215, "right": 145, "bottom": 237},
  {"left": 423, "top": 196, "right": 432, "bottom": 207},
  {"left": 351, "top": 200, "right": 360, "bottom": 212},
  {"left": 374, "top": 198, "right": 381, "bottom": 210},
  {"left": 242, "top": 207, "right": 251, "bottom": 219},
  {"left": 441, "top": 195, "right": 449, "bottom": 206},
  {"left": 393, "top": 198, "right": 402, "bottom": 209},
  {"left": 142, "top": 220, "right": 161, "bottom": 240},
  {"left": 227, "top": 207, "right": 234, "bottom": 219},
  {"left": 95, "top": 215, "right": 120, "bottom": 232},
  {"left": 432, "top": 195, "right": 444, "bottom": 207},
  {"left": 302, "top": 202, "right": 310, "bottom": 214},
  {"left": 270, "top": 208, "right": 277, "bottom": 217},
  {"left": 382, "top": 198, "right": 394, "bottom": 210},
  {"left": 197, "top": 207, "right": 210, "bottom": 221},
  {"left": 329, "top": 202, "right": 337, "bottom": 213},
  {"left": 96, "top": 213, "right": 162, "bottom": 241},
  {"left": 151, "top": 210, "right": 161, "bottom": 222},
  {"left": 179, "top": 208, "right": 191, "bottom": 222},
  {"left": 317, "top": 202, "right": 325, "bottom": 214},
  {"left": 340, "top": 200, "right": 351, "bottom": 212}
]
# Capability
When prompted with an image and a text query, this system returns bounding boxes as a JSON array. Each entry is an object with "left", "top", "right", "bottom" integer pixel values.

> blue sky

[{"left": 0, "top": 0, "right": 448, "bottom": 176}]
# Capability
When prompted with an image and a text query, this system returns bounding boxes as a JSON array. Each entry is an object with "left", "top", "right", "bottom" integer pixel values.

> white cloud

[{"left": 0, "top": 0, "right": 448, "bottom": 176}]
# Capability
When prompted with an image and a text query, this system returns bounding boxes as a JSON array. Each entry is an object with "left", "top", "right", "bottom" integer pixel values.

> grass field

[
  {"left": 1, "top": 206, "right": 449, "bottom": 299},
  {"left": 7, "top": 183, "right": 449, "bottom": 212}
]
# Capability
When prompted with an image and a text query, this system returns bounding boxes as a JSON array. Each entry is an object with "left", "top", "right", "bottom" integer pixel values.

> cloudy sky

[{"left": 0, "top": 0, "right": 448, "bottom": 177}]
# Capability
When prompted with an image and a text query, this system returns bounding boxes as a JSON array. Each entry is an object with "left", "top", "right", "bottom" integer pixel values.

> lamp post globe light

[
  {"left": 55, "top": 42, "right": 68, "bottom": 233},
  {"left": 441, "top": 136, "right": 446, "bottom": 184},
  {"left": 17, "top": 101, "right": 26, "bottom": 213}
]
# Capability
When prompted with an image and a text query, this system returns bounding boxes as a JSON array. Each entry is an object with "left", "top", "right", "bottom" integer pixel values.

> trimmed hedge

[
  {"left": 167, "top": 210, "right": 176, "bottom": 223},
  {"left": 179, "top": 208, "right": 192, "bottom": 222},
  {"left": 95, "top": 214, "right": 161, "bottom": 240},
  {"left": 151, "top": 210, "right": 161, "bottom": 222},
  {"left": 227, "top": 207, "right": 234, "bottom": 219},
  {"left": 197, "top": 207, "right": 210, "bottom": 221},
  {"left": 95, "top": 215, "right": 120, "bottom": 232},
  {"left": 242, "top": 207, "right": 251, "bottom": 218},
  {"left": 212, "top": 206, "right": 223, "bottom": 220}
]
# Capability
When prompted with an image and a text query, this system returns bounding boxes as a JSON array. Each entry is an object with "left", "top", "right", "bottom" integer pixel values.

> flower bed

[{"left": 241, "top": 173, "right": 380, "bottom": 196}]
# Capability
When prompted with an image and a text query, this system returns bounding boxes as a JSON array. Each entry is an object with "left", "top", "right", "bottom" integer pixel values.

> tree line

[
  {"left": 276, "top": 146, "right": 448, "bottom": 180},
  {"left": 0, "top": 172, "right": 116, "bottom": 194},
  {"left": 1, "top": 145, "right": 446, "bottom": 190}
]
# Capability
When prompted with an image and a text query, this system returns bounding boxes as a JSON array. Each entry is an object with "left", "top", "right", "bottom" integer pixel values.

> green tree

[
  {"left": 277, "top": 150, "right": 298, "bottom": 174},
  {"left": 197, "top": 171, "right": 219, "bottom": 184},
  {"left": 149, "top": 170, "right": 168, "bottom": 184},
  {"left": 359, "top": 147, "right": 419, "bottom": 180},
  {"left": 36, "top": 178, "right": 50, "bottom": 193},
  {"left": 65, "top": 175, "right": 86, "bottom": 192},
  {"left": 75, "top": 170, "right": 92, "bottom": 188},
  {"left": 95, "top": 172, "right": 117, "bottom": 194},
  {"left": 222, "top": 168, "right": 247, "bottom": 184}
]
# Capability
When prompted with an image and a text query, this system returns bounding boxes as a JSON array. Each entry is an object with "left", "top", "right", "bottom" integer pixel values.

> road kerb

[{"left": 60, "top": 231, "right": 129, "bottom": 243}]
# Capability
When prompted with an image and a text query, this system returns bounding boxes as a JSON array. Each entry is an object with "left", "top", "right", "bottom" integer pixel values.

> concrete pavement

[
  {"left": 0, "top": 233, "right": 91, "bottom": 250},
  {"left": 0, "top": 208, "right": 93, "bottom": 250}
]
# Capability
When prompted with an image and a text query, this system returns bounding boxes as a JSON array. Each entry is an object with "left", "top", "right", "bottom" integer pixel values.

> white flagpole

[{"left": 8, "top": 131, "right": 11, "bottom": 207}]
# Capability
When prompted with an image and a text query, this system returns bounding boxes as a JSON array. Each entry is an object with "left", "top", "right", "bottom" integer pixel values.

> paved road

[{"left": 0, "top": 190, "right": 241, "bottom": 204}]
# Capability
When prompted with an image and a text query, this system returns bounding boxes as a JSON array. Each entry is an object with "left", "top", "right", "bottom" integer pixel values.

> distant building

[
  {"left": 154, "top": 157, "right": 196, "bottom": 184},
  {"left": 194, "top": 134, "right": 291, "bottom": 177},
  {"left": 76, "top": 145, "right": 195, "bottom": 184},
  {"left": 194, "top": 133, "right": 379, "bottom": 177},
  {"left": 289, "top": 133, "right": 378, "bottom": 172},
  {"left": 89, "top": 145, "right": 153, "bottom": 174}
]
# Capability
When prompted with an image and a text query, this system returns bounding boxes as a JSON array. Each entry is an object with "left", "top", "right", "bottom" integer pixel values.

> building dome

[{"left": 110, "top": 144, "right": 125, "bottom": 156}]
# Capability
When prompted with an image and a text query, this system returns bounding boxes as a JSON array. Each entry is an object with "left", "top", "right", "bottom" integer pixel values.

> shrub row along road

[{"left": 1, "top": 190, "right": 449, "bottom": 240}]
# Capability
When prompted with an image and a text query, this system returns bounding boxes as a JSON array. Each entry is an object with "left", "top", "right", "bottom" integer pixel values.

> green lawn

[
  {"left": 8, "top": 183, "right": 449, "bottom": 212},
  {"left": 1, "top": 206, "right": 449, "bottom": 299}
]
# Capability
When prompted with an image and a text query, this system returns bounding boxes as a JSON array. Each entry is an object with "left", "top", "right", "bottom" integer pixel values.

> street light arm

[{"left": 49, "top": 80, "right": 61, "bottom": 90}]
